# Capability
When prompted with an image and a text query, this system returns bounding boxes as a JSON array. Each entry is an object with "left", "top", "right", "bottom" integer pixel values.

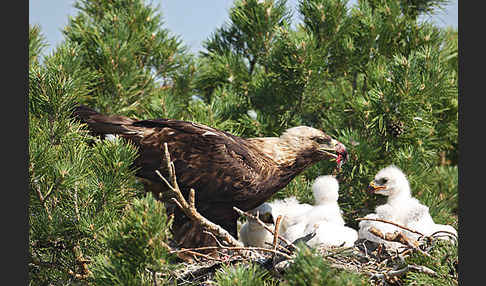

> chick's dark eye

[{"left": 378, "top": 178, "right": 388, "bottom": 184}]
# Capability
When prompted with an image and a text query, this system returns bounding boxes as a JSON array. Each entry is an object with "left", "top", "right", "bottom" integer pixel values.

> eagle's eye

[{"left": 313, "top": 136, "right": 330, "bottom": 144}]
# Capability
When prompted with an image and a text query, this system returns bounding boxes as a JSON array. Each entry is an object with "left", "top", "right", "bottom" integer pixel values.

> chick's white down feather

[
  {"left": 358, "top": 165, "right": 457, "bottom": 249},
  {"left": 272, "top": 175, "right": 357, "bottom": 247},
  {"left": 268, "top": 196, "right": 312, "bottom": 232},
  {"left": 306, "top": 175, "right": 345, "bottom": 226},
  {"left": 305, "top": 222, "right": 358, "bottom": 248}
]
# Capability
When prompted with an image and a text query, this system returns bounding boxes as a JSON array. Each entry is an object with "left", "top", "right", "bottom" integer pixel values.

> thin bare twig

[
  {"left": 203, "top": 231, "right": 225, "bottom": 248},
  {"left": 182, "top": 250, "right": 225, "bottom": 262},
  {"left": 369, "top": 265, "right": 410, "bottom": 280},
  {"left": 369, "top": 263, "right": 437, "bottom": 282},
  {"left": 356, "top": 217, "right": 424, "bottom": 237},
  {"left": 34, "top": 186, "right": 52, "bottom": 221},
  {"left": 408, "top": 264, "right": 437, "bottom": 276},
  {"left": 172, "top": 245, "right": 293, "bottom": 260},
  {"left": 429, "top": 230, "right": 458, "bottom": 241},
  {"left": 273, "top": 215, "right": 283, "bottom": 252}
]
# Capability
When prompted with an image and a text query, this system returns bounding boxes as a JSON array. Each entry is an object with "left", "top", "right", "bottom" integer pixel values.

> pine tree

[
  {"left": 62, "top": 0, "right": 194, "bottom": 116},
  {"left": 28, "top": 1, "right": 181, "bottom": 283},
  {"left": 90, "top": 194, "right": 177, "bottom": 285},
  {"left": 29, "top": 27, "right": 147, "bottom": 283}
]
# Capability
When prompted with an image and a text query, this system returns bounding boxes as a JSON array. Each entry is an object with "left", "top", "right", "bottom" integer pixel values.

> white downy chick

[
  {"left": 280, "top": 176, "right": 355, "bottom": 246},
  {"left": 306, "top": 175, "right": 346, "bottom": 226},
  {"left": 359, "top": 165, "right": 458, "bottom": 249},
  {"left": 302, "top": 176, "right": 357, "bottom": 248},
  {"left": 239, "top": 203, "right": 275, "bottom": 248}
]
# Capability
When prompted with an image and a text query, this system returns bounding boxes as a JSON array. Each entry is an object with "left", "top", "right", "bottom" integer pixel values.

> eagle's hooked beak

[
  {"left": 367, "top": 180, "right": 387, "bottom": 194},
  {"left": 320, "top": 139, "right": 348, "bottom": 168}
]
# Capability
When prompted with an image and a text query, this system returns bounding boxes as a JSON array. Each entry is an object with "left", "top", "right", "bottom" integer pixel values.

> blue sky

[{"left": 29, "top": 0, "right": 458, "bottom": 55}]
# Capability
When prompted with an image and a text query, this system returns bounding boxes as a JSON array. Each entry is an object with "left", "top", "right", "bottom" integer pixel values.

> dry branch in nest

[
  {"left": 356, "top": 217, "right": 425, "bottom": 237},
  {"left": 156, "top": 142, "right": 243, "bottom": 248},
  {"left": 368, "top": 227, "right": 420, "bottom": 249},
  {"left": 356, "top": 217, "right": 438, "bottom": 258}
]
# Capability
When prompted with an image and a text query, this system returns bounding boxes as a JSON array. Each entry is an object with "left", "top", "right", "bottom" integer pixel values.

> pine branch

[{"left": 34, "top": 185, "right": 52, "bottom": 221}]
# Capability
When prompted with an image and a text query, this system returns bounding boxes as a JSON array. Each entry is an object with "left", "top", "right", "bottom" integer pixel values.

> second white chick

[
  {"left": 307, "top": 175, "right": 346, "bottom": 226},
  {"left": 303, "top": 176, "right": 357, "bottom": 247},
  {"left": 281, "top": 175, "right": 356, "bottom": 245},
  {"left": 239, "top": 203, "right": 275, "bottom": 248}
]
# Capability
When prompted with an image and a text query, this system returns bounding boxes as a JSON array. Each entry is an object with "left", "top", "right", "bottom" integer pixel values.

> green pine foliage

[
  {"left": 29, "top": 24, "right": 47, "bottom": 66},
  {"left": 281, "top": 246, "right": 368, "bottom": 285},
  {"left": 29, "top": 30, "right": 146, "bottom": 284},
  {"left": 29, "top": 0, "right": 458, "bottom": 284},
  {"left": 90, "top": 194, "right": 177, "bottom": 286},
  {"left": 403, "top": 240, "right": 458, "bottom": 285},
  {"left": 214, "top": 262, "right": 276, "bottom": 286},
  {"left": 63, "top": 0, "right": 194, "bottom": 116}
]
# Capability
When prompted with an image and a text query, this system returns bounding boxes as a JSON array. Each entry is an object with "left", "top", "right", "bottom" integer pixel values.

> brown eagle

[{"left": 73, "top": 105, "right": 348, "bottom": 248}]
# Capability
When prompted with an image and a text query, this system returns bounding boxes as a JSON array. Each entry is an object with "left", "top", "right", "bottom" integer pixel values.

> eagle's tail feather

[{"left": 73, "top": 105, "right": 137, "bottom": 136}]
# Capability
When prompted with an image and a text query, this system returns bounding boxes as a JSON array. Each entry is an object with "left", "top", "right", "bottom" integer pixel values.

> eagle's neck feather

[
  {"left": 275, "top": 141, "right": 320, "bottom": 169},
  {"left": 248, "top": 137, "right": 321, "bottom": 170}
]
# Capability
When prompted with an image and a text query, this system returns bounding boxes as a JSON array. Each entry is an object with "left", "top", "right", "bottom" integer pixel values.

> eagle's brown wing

[
  {"left": 129, "top": 119, "right": 274, "bottom": 206},
  {"left": 74, "top": 106, "right": 278, "bottom": 242},
  {"left": 123, "top": 119, "right": 281, "bottom": 243}
]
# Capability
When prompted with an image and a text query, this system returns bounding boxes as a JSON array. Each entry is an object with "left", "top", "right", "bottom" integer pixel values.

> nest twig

[
  {"left": 356, "top": 217, "right": 424, "bottom": 237},
  {"left": 171, "top": 245, "right": 292, "bottom": 260}
]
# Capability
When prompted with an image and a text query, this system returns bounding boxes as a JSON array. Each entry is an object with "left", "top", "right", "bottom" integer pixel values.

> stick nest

[{"left": 156, "top": 143, "right": 458, "bottom": 286}]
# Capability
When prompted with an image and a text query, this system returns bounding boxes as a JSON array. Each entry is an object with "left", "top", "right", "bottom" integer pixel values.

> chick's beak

[{"left": 367, "top": 181, "right": 387, "bottom": 194}]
